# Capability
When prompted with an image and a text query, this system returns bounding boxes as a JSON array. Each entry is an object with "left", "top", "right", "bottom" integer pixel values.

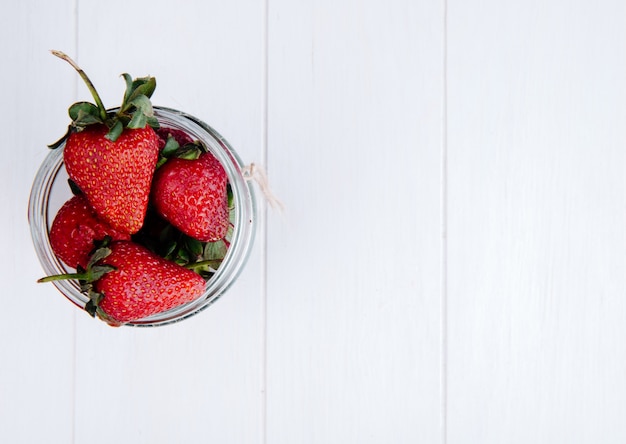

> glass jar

[{"left": 28, "top": 107, "right": 256, "bottom": 327}]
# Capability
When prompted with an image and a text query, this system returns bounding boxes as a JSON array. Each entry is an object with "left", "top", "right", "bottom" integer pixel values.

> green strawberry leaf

[
  {"left": 126, "top": 76, "right": 157, "bottom": 103},
  {"left": 75, "top": 110, "right": 104, "bottom": 127},
  {"left": 161, "top": 135, "right": 180, "bottom": 158},
  {"left": 155, "top": 135, "right": 180, "bottom": 169},
  {"left": 87, "top": 246, "right": 112, "bottom": 268},
  {"left": 195, "top": 139, "right": 209, "bottom": 154},
  {"left": 177, "top": 248, "right": 190, "bottom": 262},
  {"left": 162, "top": 240, "right": 178, "bottom": 259},
  {"left": 146, "top": 116, "right": 160, "bottom": 129},
  {"left": 85, "top": 290, "right": 104, "bottom": 317},
  {"left": 69, "top": 102, "right": 101, "bottom": 122},
  {"left": 89, "top": 265, "right": 116, "bottom": 281},
  {"left": 128, "top": 94, "right": 154, "bottom": 117},
  {"left": 84, "top": 299, "right": 97, "bottom": 317},
  {"left": 121, "top": 73, "right": 134, "bottom": 103},
  {"left": 106, "top": 120, "right": 124, "bottom": 141},
  {"left": 203, "top": 239, "right": 228, "bottom": 262},
  {"left": 127, "top": 109, "right": 148, "bottom": 129},
  {"left": 121, "top": 74, "right": 156, "bottom": 104},
  {"left": 80, "top": 281, "right": 93, "bottom": 293},
  {"left": 183, "top": 236, "right": 204, "bottom": 258},
  {"left": 176, "top": 143, "right": 203, "bottom": 160}
]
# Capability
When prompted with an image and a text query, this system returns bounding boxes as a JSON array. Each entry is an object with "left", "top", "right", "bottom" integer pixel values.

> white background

[{"left": 1, "top": 0, "right": 625, "bottom": 443}]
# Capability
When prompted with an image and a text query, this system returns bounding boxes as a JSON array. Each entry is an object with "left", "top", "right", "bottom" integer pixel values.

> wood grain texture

[
  {"left": 3, "top": 0, "right": 626, "bottom": 443},
  {"left": 446, "top": 0, "right": 626, "bottom": 442},
  {"left": 265, "top": 0, "right": 443, "bottom": 442}
]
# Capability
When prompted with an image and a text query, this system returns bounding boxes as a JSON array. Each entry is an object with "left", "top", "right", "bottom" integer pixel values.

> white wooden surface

[{"left": 1, "top": 0, "right": 624, "bottom": 443}]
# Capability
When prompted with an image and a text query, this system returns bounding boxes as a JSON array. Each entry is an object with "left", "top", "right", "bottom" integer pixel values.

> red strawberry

[
  {"left": 49, "top": 194, "right": 131, "bottom": 269},
  {"left": 39, "top": 240, "right": 207, "bottom": 325},
  {"left": 93, "top": 241, "right": 206, "bottom": 324},
  {"left": 151, "top": 151, "right": 229, "bottom": 242},
  {"left": 49, "top": 50, "right": 162, "bottom": 235},
  {"left": 64, "top": 124, "right": 160, "bottom": 234}
]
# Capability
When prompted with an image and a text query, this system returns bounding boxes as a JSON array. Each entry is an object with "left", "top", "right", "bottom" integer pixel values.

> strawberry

[
  {"left": 49, "top": 194, "right": 131, "bottom": 269},
  {"left": 39, "top": 240, "right": 207, "bottom": 325},
  {"left": 93, "top": 241, "right": 206, "bottom": 324},
  {"left": 64, "top": 124, "right": 160, "bottom": 234},
  {"left": 49, "top": 50, "right": 161, "bottom": 234},
  {"left": 151, "top": 149, "right": 230, "bottom": 242}
]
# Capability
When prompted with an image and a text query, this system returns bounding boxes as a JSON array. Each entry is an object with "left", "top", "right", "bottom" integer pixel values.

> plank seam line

[
  {"left": 440, "top": 0, "right": 448, "bottom": 442},
  {"left": 260, "top": 0, "right": 269, "bottom": 443}
]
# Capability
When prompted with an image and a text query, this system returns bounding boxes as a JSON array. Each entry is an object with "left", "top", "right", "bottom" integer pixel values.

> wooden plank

[
  {"left": 0, "top": 1, "right": 77, "bottom": 442},
  {"left": 446, "top": 0, "right": 626, "bottom": 442},
  {"left": 265, "top": 1, "right": 444, "bottom": 442},
  {"left": 71, "top": 2, "right": 265, "bottom": 443}
]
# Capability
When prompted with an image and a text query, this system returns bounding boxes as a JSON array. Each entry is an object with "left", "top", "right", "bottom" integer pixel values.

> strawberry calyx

[
  {"left": 155, "top": 136, "right": 208, "bottom": 169},
  {"left": 37, "top": 237, "right": 117, "bottom": 318},
  {"left": 48, "top": 50, "right": 159, "bottom": 148},
  {"left": 131, "top": 209, "right": 230, "bottom": 280}
]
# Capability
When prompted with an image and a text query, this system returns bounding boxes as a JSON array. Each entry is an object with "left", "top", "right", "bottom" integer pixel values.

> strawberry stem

[
  {"left": 38, "top": 272, "right": 89, "bottom": 283},
  {"left": 51, "top": 50, "right": 108, "bottom": 122},
  {"left": 184, "top": 259, "right": 223, "bottom": 271},
  {"left": 37, "top": 264, "right": 116, "bottom": 284}
]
